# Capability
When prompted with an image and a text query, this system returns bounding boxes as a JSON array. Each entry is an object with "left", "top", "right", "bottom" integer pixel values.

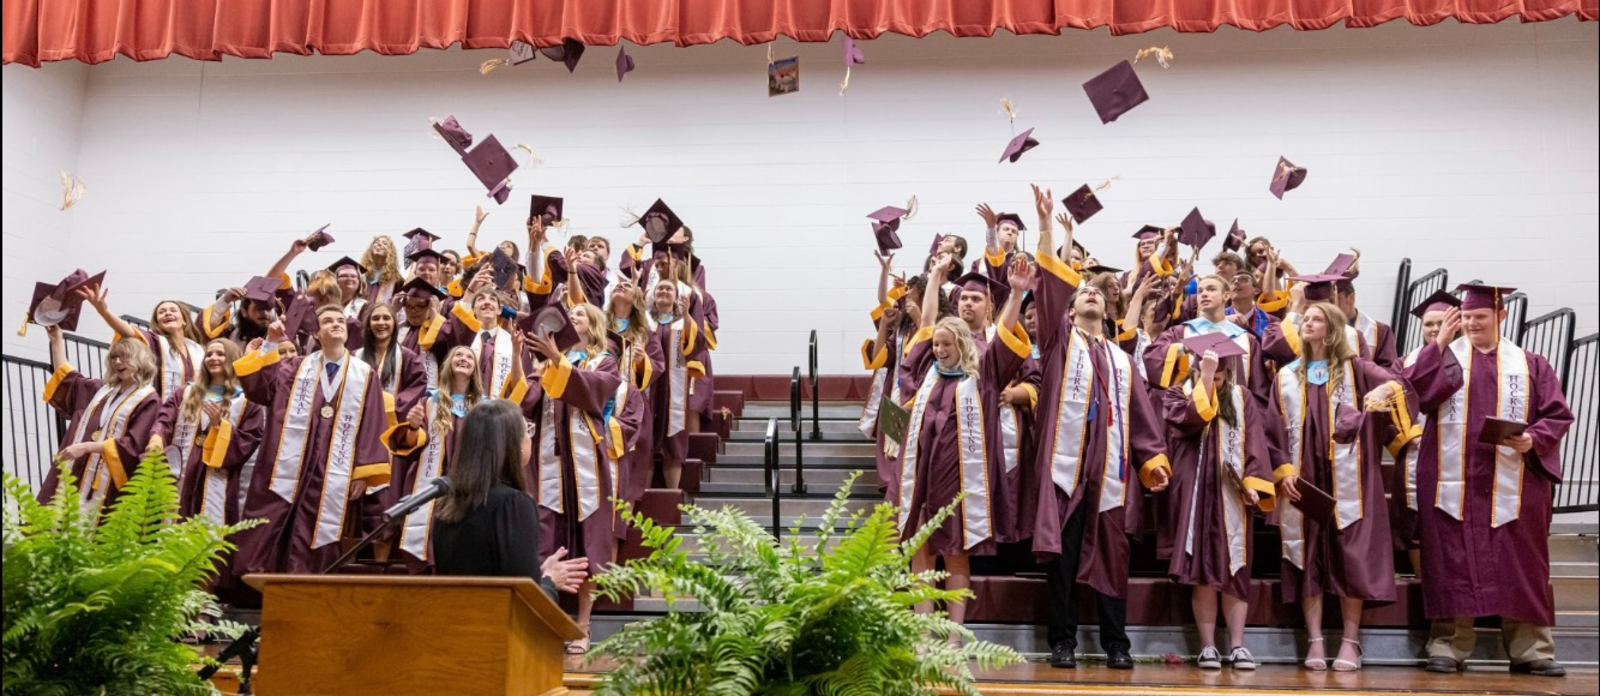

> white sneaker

[
  {"left": 1230, "top": 646, "right": 1257, "bottom": 671},
  {"left": 1198, "top": 646, "right": 1223, "bottom": 670}
]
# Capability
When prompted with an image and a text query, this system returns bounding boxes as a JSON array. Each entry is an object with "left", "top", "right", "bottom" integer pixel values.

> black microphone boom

[{"left": 383, "top": 476, "right": 452, "bottom": 522}]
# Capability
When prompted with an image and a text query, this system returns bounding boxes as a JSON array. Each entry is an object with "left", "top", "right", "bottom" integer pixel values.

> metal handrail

[
  {"left": 1556, "top": 333, "right": 1597, "bottom": 513},
  {"left": 789, "top": 367, "right": 806, "bottom": 495},
  {"left": 764, "top": 417, "right": 781, "bottom": 537},
  {"left": 808, "top": 329, "right": 821, "bottom": 441},
  {"left": 1388, "top": 258, "right": 1412, "bottom": 335},
  {"left": 1396, "top": 267, "right": 1447, "bottom": 355},
  {"left": 2, "top": 353, "right": 67, "bottom": 489}
]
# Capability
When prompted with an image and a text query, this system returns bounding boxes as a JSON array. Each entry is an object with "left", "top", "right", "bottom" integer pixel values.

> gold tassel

[
  {"left": 903, "top": 195, "right": 919, "bottom": 222},
  {"left": 514, "top": 143, "right": 544, "bottom": 167},
  {"left": 1133, "top": 46, "right": 1174, "bottom": 69},
  {"left": 838, "top": 66, "right": 851, "bottom": 96},
  {"left": 480, "top": 58, "right": 509, "bottom": 75},
  {"left": 18, "top": 312, "right": 30, "bottom": 337},
  {"left": 999, "top": 97, "right": 1018, "bottom": 123},
  {"left": 618, "top": 205, "right": 642, "bottom": 228},
  {"left": 60, "top": 170, "right": 85, "bottom": 211}
]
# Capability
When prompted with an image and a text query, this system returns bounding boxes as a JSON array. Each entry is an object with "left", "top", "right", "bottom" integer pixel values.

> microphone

[{"left": 383, "top": 476, "right": 451, "bottom": 522}]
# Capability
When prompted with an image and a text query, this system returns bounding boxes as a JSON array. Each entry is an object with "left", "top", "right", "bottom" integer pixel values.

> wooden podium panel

[{"left": 245, "top": 575, "right": 582, "bottom": 696}]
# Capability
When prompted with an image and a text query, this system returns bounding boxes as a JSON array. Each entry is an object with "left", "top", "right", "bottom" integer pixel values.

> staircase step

[
  {"left": 743, "top": 403, "right": 866, "bottom": 420},
  {"left": 722, "top": 441, "right": 879, "bottom": 458},
  {"left": 686, "top": 496, "right": 879, "bottom": 521},
  {"left": 704, "top": 467, "right": 879, "bottom": 488},
  {"left": 694, "top": 481, "right": 882, "bottom": 497},
  {"left": 715, "top": 454, "right": 874, "bottom": 468},
  {"left": 732, "top": 419, "right": 870, "bottom": 437},
  {"left": 1550, "top": 534, "right": 1598, "bottom": 564}
]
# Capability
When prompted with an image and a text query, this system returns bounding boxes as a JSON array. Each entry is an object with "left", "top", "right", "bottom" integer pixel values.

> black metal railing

[
  {"left": 789, "top": 366, "right": 806, "bottom": 495},
  {"left": 2, "top": 354, "right": 66, "bottom": 489},
  {"left": 63, "top": 334, "right": 110, "bottom": 382},
  {"left": 1556, "top": 333, "right": 1598, "bottom": 513},
  {"left": 1522, "top": 309, "right": 1576, "bottom": 391},
  {"left": 1396, "top": 267, "right": 1448, "bottom": 355},
  {"left": 808, "top": 329, "right": 821, "bottom": 441},
  {"left": 764, "top": 417, "right": 782, "bottom": 537},
  {"left": 1500, "top": 292, "right": 1529, "bottom": 344},
  {"left": 1388, "top": 258, "right": 1412, "bottom": 334}
]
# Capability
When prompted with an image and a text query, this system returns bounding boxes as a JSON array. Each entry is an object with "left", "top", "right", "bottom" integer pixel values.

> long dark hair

[
  {"left": 360, "top": 304, "right": 399, "bottom": 388},
  {"left": 433, "top": 400, "right": 529, "bottom": 523}
]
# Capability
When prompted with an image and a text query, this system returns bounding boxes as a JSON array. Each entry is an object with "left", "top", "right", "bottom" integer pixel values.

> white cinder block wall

[{"left": 3, "top": 21, "right": 1596, "bottom": 375}]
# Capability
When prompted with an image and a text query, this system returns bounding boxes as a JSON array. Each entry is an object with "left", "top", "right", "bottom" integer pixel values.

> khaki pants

[{"left": 1427, "top": 617, "right": 1556, "bottom": 664}]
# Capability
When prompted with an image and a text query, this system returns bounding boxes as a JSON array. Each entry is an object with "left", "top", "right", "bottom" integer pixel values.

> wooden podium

[{"left": 244, "top": 574, "right": 583, "bottom": 696}]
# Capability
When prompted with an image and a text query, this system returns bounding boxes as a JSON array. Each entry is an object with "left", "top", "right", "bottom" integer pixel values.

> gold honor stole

[
  {"left": 470, "top": 327, "right": 516, "bottom": 398},
  {"left": 1185, "top": 383, "right": 1250, "bottom": 575},
  {"left": 533, "top": 357, "right": 610, "bottom": 522},
  {"left": 268, "top": 354, "right": 375, "bottom": 550},
  {"left": 1437, "top": 337, "right": 1529, "bottom": 527},
  {"left": 1047, "top": 329, "right": 1136, "bottom": 514},
  {"left": 170, "top": 395, "right": 249, "bottom": 524},
  {"left": 1276, "top": 360, "right": 1361, "bottom": 570},
  {"left": 153, "top": 332, "right": 204, "bottom": 398},
  {"left": 68, "top": 383, "right": 155, "bottom": 513},
  {"left": 898, "top": 366, "right": 992, "bottom": 550}
]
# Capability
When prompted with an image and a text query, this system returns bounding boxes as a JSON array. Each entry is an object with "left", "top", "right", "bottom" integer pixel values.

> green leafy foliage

[
  {"left": 3, "top": 453, "right": 262, "bottom": 696},
  {"left": 590, "top": 472, "right": 1022, "bottom": 695}
]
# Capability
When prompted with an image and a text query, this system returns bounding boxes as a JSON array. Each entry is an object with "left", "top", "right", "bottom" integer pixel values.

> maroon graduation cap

[
  {"left": 1083, "top": 60, "right": 1149, "bottom": 125},
  {"left": 1457, "top": 283, "right": 1516, "bottom": 311},
  {"left": 463, "top": 135, "right": 518, "bottom": 205},
  {"left": 305, "top": 224, "right": 334, "bottom": 251},
  {"left": 1409, "top": 289, "right": 1461, "bottom": 318},
  {"left": 529, "top": 195, "right": 565, "bottom": 224},
  {"left": 1178, "top": 208, "right": 1215, "bottom": 250},
  {"left": 401, "top": 277, "right": 447, "bottom": 301},
  {"left": 1132, "top": 225, "right": 1162, "bottom": 242},
  {"left": 509, "top": 41, "right": 538, "bottom": 66},
  {"left": 1270, "top": 157, "right": 1308, "bottom": 199},
  {"left": 843, "top": 36, "right": 865, "bottom": 67},
  {"left": 868, "top": 205, "right": 909, "bottom": 256},
  {"left": 242, "top": 275, "right": 284, "bottom": 308},
  {"left": 1224, "top": 220, "right": 1246, "bottom": 252},
  {"left": 1061, "top": 185, "right": 1103, "bottom": 224},
  {"left": 403, "top": 228, "right": 440, "bottom": 258},
  {"left": 1292, "top": 273, "right": 1344, "bottom": 302},
  {"left": 999, "top": 127, "right": 1039, "bottom": 164},
  {"left": 519, "top": 304, "right": 582, "bottom": 352},
  {"left": 541, "top": 38, "right": 585, "bottom": 73},
  {"left": 433, "top": 116, "right": 474, "bottom": 156},
  {"left": 1333, "top": 403, "right": 1365, "bottom": 445},
  {"left": 995, "top": 212, "right": 1026, "bottom": 231},
  {"left": 20, "top": 269, "right": 103, "bottom": 334},
  {"left": 326, "top": 256, "right": 367, "bottom": 275},
  {"left": 953, "top": 271, "right": 1010, "bottom": 308},
  {"left": 635, "top": 199, "right": 683, "bottom": 245},
  {"left": 616, "top": 45, "right": 635, "bottom": 82}
]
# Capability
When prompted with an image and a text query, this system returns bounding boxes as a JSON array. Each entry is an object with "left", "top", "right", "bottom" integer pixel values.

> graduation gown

[
  {"left": 523, "top": 354, "right": 625, "bottom": 576},
  {"left": 1350, "top": 309, "right": 1399, "bottom": 371},
  {"left": 1029, "top": 255, "right": 1170, "bottom": 599},
  {"left": 1160, "top": 382, "right": 1277, "bottom": 599},
  {"left": 615, "top": 328, "right": 665, "bottom": 503},
  {"left": 1274, "top": 357, "right": 1414, "bottom": 604},
  {"left": 232, "top": 348, "right": 394, "bottom": 575},
  {"left": 150, "top": 388, "right": 267, "bottom": 526},
  {"left": 648, "top": 301, "right": 708, "bottom": 464},
  {"left": 996, "top": 352, "right": 1043, "bottom": 543},
  {"left": 124, "top": 327, "right": 203, "bottom": 400},
  {"left": 1407, "top": 339, "right": 1573, "bottom": 625},
  {"left": 39, "top": 366, "right": 161, "bottom": 512},
  {"left": 395, "top": 302, "right": 476, "bottom": 391},
  {"left": 385, "top": 400, "right": 470, "bottom": 573},
  {"left": 894, "top": 320, "right": 1029, "bottom": 557}
]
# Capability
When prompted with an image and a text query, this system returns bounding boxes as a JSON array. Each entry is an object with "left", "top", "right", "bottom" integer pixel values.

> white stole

[
  {"left": 1437, "top": 337, "right": 1529, "bottom": 527},
  {"left": 1400, "top": 348, "right": 1425, "bottom": 511},
  {"left": 1354, "top": 311, "right": 1380, "bottom": 354},
  {"left": 169, "top": 392, "right": 248, "bottom": 524},
  {"left": 1046, "top": 329, "right": 1136, "bottom": 512},
  {"left": 68, "top": 383, "right": 155, "bottom": 514},
  {"left": 401, "top": 397, "right": 449, "bottom": 561},
  {"left": 897, "top": 367, "right": 992, "bottom": 550},
  {"left": 1276, "top": 360, "right": 1361, "bottom": 570},
  {"left": 1185, "top": 384, "right": 1249, "bottom": 575},
  {"left": 533, "top": 357, "right": 610, "bottom": 521},
  {"left": 398, "top": 322, "right": 441, "bottom": 391},
  {"left": 266, "top": 352, "right": 374, "bottom": 549},
  {"left": 153, "top": 333, "right": 204, "bottom": 398},
  {"left": 471, "top": 327, "right": 515, "bottom": 398},
  {"left": 663, "top": 318, "right": 689, "bottom": 438}
]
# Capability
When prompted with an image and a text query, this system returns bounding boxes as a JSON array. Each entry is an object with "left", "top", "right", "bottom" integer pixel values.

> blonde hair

[
  {"left": 305, "top": 270, "right": 340, "bottom": 307},
  {"left": 106, "top": 337, "right": 158, "bottom": 389},
  {"left": 179, "top": 339, "right": 243, "bottom": 424},
  {"left": 1298, "top": 303, "right": 1356, "bottom": 387},
  {"left": 434, "top": 345, "right": 486, "bottom": 438},
  {"left": 933, "top": 317, "right": 979, "bottom": 380},
  {"left": 361, "top": 236, "right": 403, "bottom": 286},
  {"left": 606, "top": 281, "right": 651, "bottom": 355},
  {"left": 571, "top": 303, "right": 609, "bottom": 357}
]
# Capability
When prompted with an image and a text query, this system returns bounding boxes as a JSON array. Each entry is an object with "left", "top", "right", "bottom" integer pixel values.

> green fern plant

[
  {"left": 2, "top": 453, "right": 263, "bottom": 696},
  {"left": 589, "top": 471, "right": 1023, "bottom": 695}
]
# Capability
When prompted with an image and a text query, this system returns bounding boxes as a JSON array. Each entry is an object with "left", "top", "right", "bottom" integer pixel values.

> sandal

[
  {"left": 1303, "top": 637, "right": 1327, "bottom": 671},
  {"left": 1332, "top": 638, "right": 1363, "bottom": 672},
  {"left": 566, "top": 624, "right": 592, "bottom": 655}
]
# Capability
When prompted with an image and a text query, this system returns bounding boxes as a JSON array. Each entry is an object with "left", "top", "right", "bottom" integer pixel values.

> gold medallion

[{"left": 320, "top": 405, "right": 335, "bottom": 419}]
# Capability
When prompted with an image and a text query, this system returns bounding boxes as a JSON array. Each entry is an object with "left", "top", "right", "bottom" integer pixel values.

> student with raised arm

[
  {"left": 79, "top": 280, "right": 204, "bottom": 399},
  {"left": 39, "top": 324, "right": 163, "bottom": 514}
]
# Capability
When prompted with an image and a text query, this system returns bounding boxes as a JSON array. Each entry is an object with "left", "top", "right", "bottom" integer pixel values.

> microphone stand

[{"left": 197, "top": 508, "right": 408, "bottom": 693}]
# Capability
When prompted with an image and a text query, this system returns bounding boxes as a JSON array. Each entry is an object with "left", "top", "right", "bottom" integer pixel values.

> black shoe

[
  {"left": 1049, "top": 643, "right": 1077, "bottom": 669},
  {"left": 1106, "top": 646, "right": 1135, "bottom": 670},
  {"left": 1425, "top": 657, "right": 1462, "bottom": 673},
  {"left": 1510, "top": 659, "right": 1567, "bottom": 677}
]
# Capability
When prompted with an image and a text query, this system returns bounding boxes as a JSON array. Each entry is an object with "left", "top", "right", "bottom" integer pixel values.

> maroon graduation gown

[
  {"left": 1028, "top": 257, "right": 1169, "bottom": 599},
  {"left": 1159, "top": 384, "right": 1277, "bottom": 599},
  {"left": 1278, "top": 357, "right": 1413, "bottom": 604},
  {"left": 648, "top": 301, "right": 709, "bottom": 464},
  {"left": 149, "top": 391, "right": 267, "bottom": 525},
  {"left": 996, "top": 353, "right": 1044, "bottom": 544},
  {"left": 38, "top": 369, "right": 161, "bottom": 508},
  {"left": 617, "top": 329, "right": 665, "bottom": 503},
  {"left": 386, "top": 412, "right": 465, "bottom": 573},
  {"left": 523, "top": 356, "right": 624, "bottom": 576},
  {"left": 1407, "top": 342, "right": 1572, "bottom": 625},
  {"left": 233, "top": 351, "right": 394, "bottom": 575}
]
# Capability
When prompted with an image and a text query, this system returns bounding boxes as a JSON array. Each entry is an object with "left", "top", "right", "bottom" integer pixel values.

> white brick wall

[{"left": 3, "top": 21, "right": 1596, "bottom": 374}]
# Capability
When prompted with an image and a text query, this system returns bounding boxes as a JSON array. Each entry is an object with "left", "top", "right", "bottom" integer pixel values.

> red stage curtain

[{"left": 4, "top": 0, "right": 1594, "bottom": 67}]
